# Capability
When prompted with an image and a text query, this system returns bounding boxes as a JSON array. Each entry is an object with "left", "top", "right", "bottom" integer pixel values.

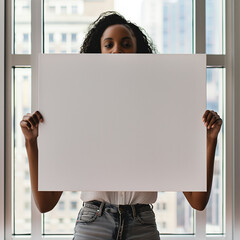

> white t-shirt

[{"left": 81, "top": 191, "right": 157, "bottom": 205}]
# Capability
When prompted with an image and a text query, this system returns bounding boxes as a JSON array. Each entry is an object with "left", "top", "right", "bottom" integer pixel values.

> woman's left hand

[{"left": 203, "top": 110, "right": 222, "bottom": 139}]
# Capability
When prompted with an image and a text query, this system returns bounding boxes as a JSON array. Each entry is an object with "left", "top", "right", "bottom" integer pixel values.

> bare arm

[
  {"left": 183, "top": 110, "right": 222, "bottom": 211},
  {"left": 21, "top": 111, "right": 62, "bottom": 213}
]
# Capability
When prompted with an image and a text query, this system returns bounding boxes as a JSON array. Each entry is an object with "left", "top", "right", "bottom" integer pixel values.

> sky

[{"left": 114, "top": 0, "right": 144, "bottom": 24}]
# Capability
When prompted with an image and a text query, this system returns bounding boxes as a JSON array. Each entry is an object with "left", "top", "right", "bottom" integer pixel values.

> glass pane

[
  {"left": 13, "top": 68, "right": 31, "bottom": 234},
  {"left": 206, "top": 0, "right": 224, "bottom": 54},
  {"left": 138, "top": 0, "right": 193, "bottom": 53},
  {"left": 44, "top": 0, "right": 193, "bottom": 54},
  {"left": 15, "top": 0, "right": 31, "bottom": 54},
  {"left": 154, "top": 192, "right": 193, "bottom": 234},
  {"left": 43, "top": 192, "right": 82, "bottom": 234},
  {"left": 206, "top": 68, "right": 224, "bottom": 234}
]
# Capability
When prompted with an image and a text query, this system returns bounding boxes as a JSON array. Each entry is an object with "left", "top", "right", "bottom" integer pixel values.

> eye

[
  {"left": 104, "top": 42, "right": 113, "bottom": 49},
  {"left": 122, "top": 40, "right": 132, "bottom": 48}
]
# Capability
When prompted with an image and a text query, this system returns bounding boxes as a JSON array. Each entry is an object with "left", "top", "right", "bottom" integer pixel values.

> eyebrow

[{"left": 102, "top": 37, "right": 132, "bottom": 41}]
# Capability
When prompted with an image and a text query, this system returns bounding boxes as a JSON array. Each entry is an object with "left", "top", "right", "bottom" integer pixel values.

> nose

[{"left": 112, "top": 44, "right": 122, "bottom": 54}]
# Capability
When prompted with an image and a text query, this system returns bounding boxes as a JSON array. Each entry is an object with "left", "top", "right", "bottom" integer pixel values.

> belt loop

[
  {"left": 130, "top": 205, "right": 137, "bottom": 218},
  {"left": 97, "top": 201, "right": 105, "bottom": 217}
]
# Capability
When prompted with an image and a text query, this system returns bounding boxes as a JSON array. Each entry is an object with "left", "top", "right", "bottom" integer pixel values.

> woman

[{"left": 20, "top": 11, "right": 222, "bottom": 240}]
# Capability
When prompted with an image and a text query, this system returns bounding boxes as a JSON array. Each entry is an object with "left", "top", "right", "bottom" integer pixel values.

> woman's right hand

[{"left": 20, "top": 111, "right": 43, "bottom": 141}]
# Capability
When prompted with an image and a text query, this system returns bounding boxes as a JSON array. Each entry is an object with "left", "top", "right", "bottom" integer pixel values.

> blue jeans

[{"left": 73, "top": 201, "right": 160, "bottom": 240}]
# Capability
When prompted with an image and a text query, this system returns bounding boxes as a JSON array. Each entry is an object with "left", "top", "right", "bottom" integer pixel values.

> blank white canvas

[{"left": 38, "top": 54, "right": 206, "bottom": 191}]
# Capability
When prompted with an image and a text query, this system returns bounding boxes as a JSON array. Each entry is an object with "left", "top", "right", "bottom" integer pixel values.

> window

[
  {"left": 23, "top": 33, "right": 29, "bottom": 42},
  {"left": 162, "top": 203, "right": 166, "bottom": 210},
  {"left": 14, "top": 0, "right": 31, "bottom": 54},
  {"left": 59, "top": 201, "right": 65, "bottom": 210},
  {"left": 72, "top": 33, "right": 77, "bottom": 42},
  {"left": 3, "top": 0, "right": 237, "bottom": 239},
  {"left": 61, "top": 33, "right": 67, "bottom": 42},
  {"left": 49, "top": 33, "right": 54, "bottom": 42},
  {"left": 25, "top": 170, "right": 30, "bottom": 179},
  {"left": 162, "top": 222, "right": 167, "bottom": 229},
  {"left": 13, "top": 68, "right": 32, "bottom": 234},
  {"left": 71, "top": 201, "right": 77, "bottom": 210},
  {"left": 61, "top": 6, "right": 67, "bottom": 14},
  {"left": 48, "top": 6, "right": 55, "bottom": 13},
  {"left": 25, "top": 202, "right": 30, "bottom": 210},
  {"left": 25, "top": 187, "right": 30, "bottom": 193},
  {"left": 72, "top": 6, "right": 78, "bottom": 14},
  {"left": 22, "top": 5, "right": 30, "bottom": 11},
  {"left": 206, "top": 0, "right": 224, "bottom": 54}
]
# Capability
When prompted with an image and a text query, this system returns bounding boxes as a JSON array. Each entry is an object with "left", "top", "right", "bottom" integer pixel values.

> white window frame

[
  {"left": 233, "top": 0, "right": 240, "bottom": 239},
  {"left": 2, "top": 0, "right": 239, "bottom": 239},
  {"left": 0, "top": 0, "right": 5, "bottom": 239}
]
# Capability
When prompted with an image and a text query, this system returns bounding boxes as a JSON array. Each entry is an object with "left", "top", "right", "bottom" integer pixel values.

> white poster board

[{"left": 38, "top": 54, "right": 206, "bottom": 191}]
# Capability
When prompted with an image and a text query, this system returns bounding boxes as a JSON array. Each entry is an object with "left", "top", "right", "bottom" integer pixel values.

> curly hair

[{"left": 80, "top": 11, "right": 157, "bottom": 53}]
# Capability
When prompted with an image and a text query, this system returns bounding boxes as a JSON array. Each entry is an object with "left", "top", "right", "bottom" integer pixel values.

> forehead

[{"left": 101, "top": 24, "right": 135, "bottom": 39}]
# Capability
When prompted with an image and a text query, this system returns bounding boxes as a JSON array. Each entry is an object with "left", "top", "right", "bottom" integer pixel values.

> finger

[
  {"left": 24, "top": 112, "right": 41, "bottom": 128},
  {"left": 203, "top": 111, "right": 212, "bottom": 127},
  {"left": 34, "top": 111, "right": 44, "bottom": 122},
  {"left": 32, "top": 114, "right": 39, "bottom": 126},
  {"left": 22, "top": 116, "right": 35, "bottom": 128},
  {"left": 206, "top": 111, "right": 215, "bottom": 122},
  {"left": 23, "top": 111, "right": 43, "bottom": 124},
  {"left": 25, "top": 116, "right": 37, "bottom": 129},
  {"left": 212, "top": 118, "right": 223, "bottom": 128},
  {"left": 207, "top": 115, "right": 217, "bottom": 129},
  {"left": 32, "top": 112, "right": 43, "bottom": 126},
  {"left": 20, "top": 120, "right": 31, "bottom": 130},
  {"left": 23, "top": 115, "right": 30, "bottom": 121},
  {"left": 205, "top": 111, "right": 218, "bottom": 127},
  {"left": 30, "top": 116, "right": 38, "bottom": 128},
  {"left": 202, "top": 110, "right": 210, "bottom": 123}
]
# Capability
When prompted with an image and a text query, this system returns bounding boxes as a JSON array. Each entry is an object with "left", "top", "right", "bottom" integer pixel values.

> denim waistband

[{"left": 84, "top": 200, "right": 152, "bottom": 218}]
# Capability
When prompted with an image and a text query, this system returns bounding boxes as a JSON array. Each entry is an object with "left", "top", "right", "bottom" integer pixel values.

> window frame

[
  {"left": 0, "top": 0, "right": 5, "bottom": 239},
  {"left": 233, "top": 0, "right": 240, "bottom": 239},
  {"left": 2, "top": 0, "right": 238, "bottom": 239}
]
